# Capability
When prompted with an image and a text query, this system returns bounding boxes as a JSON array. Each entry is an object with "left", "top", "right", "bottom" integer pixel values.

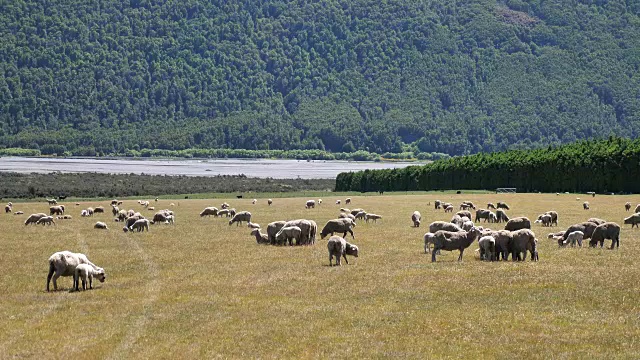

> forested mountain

[{"left": 1, "top": 0, "right": 639, "bottom": 156}]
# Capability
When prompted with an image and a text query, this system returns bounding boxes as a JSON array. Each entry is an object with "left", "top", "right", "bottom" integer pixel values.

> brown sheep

[
  {"left": 623, "top": 213, "right": 640, "bottom": 228},
  {"left": 589, "top": 222, "right": 621, "bottom": 249},
  {"left": 625, "top": 202, "right": 631, "bottom": 211},
  {"left": 510, "top": 229, "right": 538, "bottom": 261},
  {"left": 561, "top": 222, "right": 599, "bottom": 245},
  {"left": 504, "top": 217, "right": 531, "bottom": 231},
  {"left": 497, "top": 202, "right": 510, "bottom": 210}
]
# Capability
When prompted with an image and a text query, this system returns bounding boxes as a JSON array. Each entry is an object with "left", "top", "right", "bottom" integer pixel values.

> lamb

[
  {"left": 625, "top": 202, "right": 631, "bottom": 211},
  {"left": 229, "top": 211, "right": 252, "bottom": 226},
  {"left": 283, "top": 219, "right": 315, "bottom": 245},
  {"left": 589, "top": 222, "right": 621, "bottom": 249},
  {"left": 497, "top": 202, "right": 510, "bottom": 210},
  {"left": 267, "top": 199, "right": 273, "bottom": 206},
  {"left": 308, "top": 220, "right": 318, "bottom": 245},
  {"left": 24, "top": 213, "right": 48, "bottom": 225},
  {"left": 200, "top": 207, "right": 219, "bottom": 217},
  {"left": 504, "top": 217, "right": 531, "bottom": 231},
  {"left": 327, "top": 236, "right": 359, "bottom": 266},
  {"left": 227, "top": 208, "right": 236, "bottom": 217},
  {"left": 151, "top": 211, "right": 170, "bottom": 224},
  {"left": 429, "top": 221, "right": 463, "bottom": 234},
  {"left": 431, "top": 227, "right": 481, "bottom": 262},
  {"left": 535, "top": 214, "right": 552, "bottom": 227},
  {"left": 216, "top": 209, "right": 230, "bottom": 217},
  {"left": 493, "top": 209, "right": 508, "bottom": 223},
  {"left": 129, "top": 219, "right": 150, "bottom": 232},
  {"left": 124, "top": 214, "right": 145, "bottom": 229},
  {"left": 456, "top": 210, "right": 472, "bottom": 220},
  {"left": 49, "top": 205, "right": 65, "bottom": 215},
  {"left": 548, "top": 231, "right": 564, "bottom": 239},
  {"left": 623, "top": 213, "right": 640, "bottom": 228},
  {"left": 561, "top": 222, "right": 599, "bottom": 245},
  {"left": 587, "top": 218, "right": 606, "bottom": 226},
  {"left": 411, "top": 211, "right": 421, "bottom": 227},
  {"left": 86, "top": 207, "right": 95, "bottom": 216},
  {"left": 345, "top": 198, "right": 351, "bottom": 205},
  {"left": 545, "top": 211, "right": 558, "bottom": 226},
  {"left": 320, "top": 218, "right": 356, "bottom": 239},
  {"left": 365, "top": 213, "right": 382, "bottom": 223},
  {"left": 73, "top": 263, "right": 106, "bottom": 291},
  {"left": 561, "top": 231, "right": 584, "bottom": 247},
  {"left": 434, "top": 200, "right": 442, "bottom": 210},
  {"left": 94, "top": 206, "right": 105, "bottom": 213},
  {"left": 94, "top": 221, "right": 108, "bottom": 229},
  {"left": 267, "top": 221, "right": 287, "bottom": 244},
  {"left": 127, "top": 209, "right": 135, "bottom": 217},
  {"left": 459, "top": 202, "right": 475, "bottom": 210},
  {"left": 444, "top": 205, "right": 454, "bottom": 213},
  {"left": 47, "top": 250, "right": 102, "bottom": 291},
  {"left": 247, "top": 222, "right": 261, "bottom": 229},
  {"left": 251, "top": 229, "right": 269, "bottom": 244},
  {"left": 354, "top": 211, "right": 367, "bottom": 220},
  {"left": 478, "top": 236, "right": 496, "bottom": 261},
  {"left": 305, "top": 200, "right": 316, "bottom": 209},
  {"left": 80, "top": 209, "right": 89, "bottom": 217},
  {"left": 164, "top": 215, "right": 175, "bottom": 224},
  {"left": 36, "top": 216, "right": 56, "bottom": 226},
  {"left": 423, "top": 232, "right": 436, "bottom": 253},
  {"left": 488, "top": 212, "right": 497, "bottom": 223},
  {"left": 275, "top": 226, "right": 302, "bottom": 246},
  {"left": 252, "top": 199, "right": 257, "bottom": 204},
  {"left": 335, "top": 200, "right": 341, "bottom": 205},
  {"left": 510, "top": 229, "right": 538, "bottom": 261},
  {"left": 583, "top": 201, "right": 589, "bottom": 210},
  {"left": 487, "top": 203, "right": 496, "bottom": 210},
  {"left": 475, "top": 209, "right": 492, "bottom": 222}
]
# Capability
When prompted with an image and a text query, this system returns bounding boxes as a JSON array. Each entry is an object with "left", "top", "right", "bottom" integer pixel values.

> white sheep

[
  {"left": 94, "top": 221, "right": 108, "bottom": 229},
  {"left": 275, "top": 226, "right": 302, "bottom": 246},
  {"left": 327, "top": 235, "right": 359, "bottom": 266},
  {"left": 305, "top": 200, "right": 316, "bottom": 209},
  {"left": 335, "top": 200, "right": 341, "bottom": 205},
  {"left": 229, "top": 211, "right": 252, "bottom": 226},
  {"left": 130, "top": 218, "right": 150, "bottom": 232},
  {"left": 318, "top": 199, "right": 322, "bottom": 205},
  {"left": 354, "top": 211, "right": 367, "bottom": 220},
  {"left": 412, "top": 211, "right": 421, "bottom": 227},
  {"left": 365, "top": 213, "right": 382, "bottom": 223},
  {"left": 478, "top": 236, "right": 496, "bottom": 261},
  {"left": 36, "top": 216, "right": 56, "bottom": 226},
  {"left": 47, "top": 251, "right": 102, "bottom": 291},
  {"left": 252, "top": 199, "right": 257, "bottom": 205},
  {"left": 165, "top": 215, "right": 175, "bottom": 224},
  {"left": 563, "top": 230, "right": 584, "bottom": 247},
  {"left": 423, "top": 232, "right": 436, "bottom": 253},
  {"left": 74, "top": 263, "right": 106, "bottom": 291}
]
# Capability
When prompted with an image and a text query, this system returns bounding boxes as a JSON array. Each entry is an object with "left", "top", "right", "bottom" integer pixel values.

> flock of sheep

[{"left": 4, "top": 194, "right": 640, "bottom": 293}]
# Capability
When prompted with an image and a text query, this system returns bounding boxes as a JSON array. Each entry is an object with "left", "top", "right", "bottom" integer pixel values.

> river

[{"left": 0, "top": 157, "right": 424, "bottom": 179}]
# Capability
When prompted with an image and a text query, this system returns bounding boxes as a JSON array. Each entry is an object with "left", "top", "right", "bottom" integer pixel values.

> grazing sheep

[
  {"left": 86, "top": 208, "right": 95, "bottom": 216},
  {"left": 229, "top": 211, "right": 252, "bottom": 226},
  {"left": 129, "top": 219, "right": 150, "bottom": 232},
  {"left": 562, "top": 231, "right": 584, "bottom": 247},
  {"left": 365, "top": 213, "right": 382, "bottom": 223},
  {"left": 345, "top": 198, "right": 351, "bottom": 205},
  {"left": 94, "top": 206, "right": 105, "bottom": 214},
  {"left": 267, "top": 221, "right": 287, "bottom": 244},
  {"left": 544, "top": 211, "right": 558, "bottom": 226},
  {"left": 47, "top": 198, "right": 58, "bottom": 205},
  {"left": 4, "top": 204, "right": 11, "bottom": 213},
  {"left": 411, "top": 211, "right": 422, "bottom": 227},
  {"left": 127, "top": 209, "right": 135, "bottom": 217},
  {"left": 281, "top": 219, "right": 315, "bottom": 245},
  {"left": 431, "top": 227, "right": 481, "bottom": 262},
  {"left": 624, "top": 213, "right": 640, "bottom": 228},
  {"left": 320, "top": 218, "right": 356, "bottom": 239},
  {"left": 589, "top": 222, "right": 621, "bottom": 249},
  {"left": 305, "top": 200, "right": 316, "bottom": 209},
  {"left": 635, "top": 204, "right": 640, "bottom": 213},
  {"left": 456, "top": 210, "right": 472, "bottom": 220},
  {"left": 251, "top": 229, "right": 269, "bottom": 244},
  {"left": 497, "top": 202, "right": 510, "bottom": 210},
  {"left": 583, "top": 202, "right": 589, "bottom": 210},
  {"left": 221, "top": 202, "right": 230, "bottom": 209},
  {"left": 504, "top": 217, "right": 531, "bottom": 231},
  {"left": 49, "top": 205, "right": 65, "bottom": 216},
  {"left": 561, "top": 222, "right": 599, "bottom": 244},
  {"left": 423, "top": 232, "right": 436, "bottom": 253},
  {"left": 268, "top": 199, "right": 273, "bottom": 206},
  {"left": 275, "top": 226, "right": 302, "bottom": 246},
  {"left": 625, "top": 202, "right": 631, "bottom": 211},
  {"left": 116, "top": 210, "right": 127, "bottom": 222},
  {"left": 227, "top": 208, "right": 236, "bottom": 217},
  {"left": 340, "top": 208, "right": 351, "bottom": 213},
  {"left": 217, "top": 209, "right": 230, "bottom": 217},
  {"left": 495, "top": 209, "right": 509, "bottom": 223},
  {"left": 354, "top": 211, "right": 367, "bottom": 220},
  {"left": 335, "top": 200, "right": 341, "bottom": 205},
  {"left": 587, "top": 218, "right": 606, "bottom": 226},
  {"left": 478, "top": 236, "right": 496, "bottom": 261},
  {"left": 36, "top": 216, "right": 56, "bottom": 226},
  {"left": 308, "top": 220, "right": 318, "bottom": 245},
  {"left": 80, "top": 209, "right": 89, "bottom": 217},
  {"left": 74, "top": 264, "right": 106, "bottom": 291},
  {"left": 535, "top": 214, "right": 552, "bottom": 227},
  {"left": 94, "top": 222, "right": 108, "bottom": 230},
  {"left": 350, "top": 208, "right": 365, "bottom": 216},
  {"left": 151, "top": 211, "right": 170, "bottom": 224},
  {"left": 327, "top": 236, "right": 359, "bottom": 266},
  {"left": 475, "top": 209, "right": 492, "bottom": 222},
  {"left": 487, "top": 203, "right": 496, "bottom": 210},
  {"left": 25, "top": 213, "right": 48, "bottom": 225},
  {"left": 444, "top": 205, "right": 454, "bottom": 213},
  {"left": 339, "top": 212, "right": 357, "bottom": 222},
  {"left": 47, "top": 251, "right": 103, "bottom": 291},
  {"left": 434, "top": 200, "right": 442, "bottom": 210},
  {"left": 441, "top": 202, "right": 453, "bottom": 210},
  {"left": 164, "top": 215, "right": 175, "bottom": 224},
  {"left": 200, "top": 207, "right": 219, "bottom": 217},
  {"left": 429, "top": 221, "right": 463, "bottom": 234},
  {"left": 247, "top": 222, "right": 261, "bottom": 229},
  {"left": 252, "top": 199, "right": 257, "bottom": 205},
  {"left": 510, "top": 229, "right": 538, "bottom": 261}
]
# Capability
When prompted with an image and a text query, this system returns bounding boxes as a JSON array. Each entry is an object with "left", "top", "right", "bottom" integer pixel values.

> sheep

[
  {"left": 635, "top": 204, "right": 640, "bottom": 213},
  {"left": 561, "top": 222, "right": 599, "bottom": 245},
  {"left": 431, "top": 227, "right": 481, "bottom": 262},
  {"left": 462, "top": 220, "right": 474, "bottom": 231},
  {"left": 411, "top": 211, "right": 421, "bottom": 227},
  {"left": 94, "top": 206, "right": 105, "bottom": 214},
  {"left": 429, "top": 221, "right": 463, "bottom": 234},
  {"left": 490, "top": 230, "right": 514, "bottom": 261},
  {"left": 624, "top": 213, "right": 640, "bottom": 228},
  {"left": 488, "top": 212, "right": 497, "bottom": 223},
  {"left": 49, "top": 205, "right": 65, "bottom": 216},
  {"left": 129, "top": 219, "right": 150, "bottom": 232},
  {"left": 229, "top": 211, "right": 252, "bottom": 226},
  {"left": 80, "top": 209, "right": 89, "bottom": 217},
  {"left": 587, "top": 191, "right": 596, "bottom": 197},
  {"left": 535, "top": 214, "right": 552, "bottom": 227},
  {"left": 217, "top": 209, "right": 230, "bottom": 217},
  {"left": 305, "top": 200, "right": 316, "bottom": 209},
  {"left": 127, "top": 209, "right": 135, "bottom": 217},
  {"left": 252, "top": 199, "right": 257, "bottom": 205},
  {"left": 86, "top": 207, "right": 95, "bottom": 216},
  {"left": 340, "top": 208, "right": 351, "bottom": 213},
  {"left": 510, "top": 229, "right": 538, "bottom": 261},
  {"left": 441, "top": 202, "right": 453, "bottom": 210},
  {"left": 221, "top": 202, "right": 230, "bottom": 209},
  {"left": 94, "top": 222, "right": 108, "bottom": 229},
  {"left": 116, "top": 210, "right": 128, "bottom": 222},
  {"left": 495, "top": 209, "right": 509, "bottom": 223},
  {"left": 496, "top": 202, "right": 510, "bottom": 210},
  {"left": 5, "top": 204, "right": 12, "bottom": 213},
  {"left": 150, "top": 211, "right": 169, "bottom": 224},
  {"left": 111, "top": 206, "right": 119, "bottom": 216},
  {"left": 267, "top": 221, "right": 287, "bottom": 244},
  {"left": 423, "top": 232, "right": 436, "bottom": 253},
  {"left": 47, "top": 198, "right": 58, "bottom": 205},
  {"left": 47, "top": 251, "right": 103, "bottom": 291},
  {"left": 434, "top": 200, "right": 442, "bottom": 210},
  {"left": 504, "top": 217, "right": 531, "bottom": 231},
  {"left": 335, "top": 200, "right": 341, "bottom": 205},
  {"left": 36, "top": 216, "right": 56, "bottom": 226},
  {"left": 478, "top": 236, "right": 496, "bottom": 261},
  {"left": 444, "top": 205, "right": 454, "bottom": 213},
  {"left": 74, "top": 263, "right": 106, "bottom": 291},
  {"left": 345, "top": 198, "right": 351, "bottom": 205},
  {"left": 583, "top": 202, "right": 589, "bottom": 210},
  {"left": 318, "top": 199, "right": 322, "bottom": 205},
  {"left": 450, "top": 215, "right": 464, "bottom": 227},
  {"left": 456, "top": 210, "right": 472, "bottom": 220},
  {"left": 267, "top": 199, "right": 273, "bottom": 206},
  {"left": 24, "top": 213, "right": 48, "bottom": 225},
  {"left": 200, "top": 207, "right": 219, "bottom": 217},
  {"left": 475, "top": 209, "right": 492, "bottom": 222},
  {"left": 247, "top": 222, "right": 261, "bottom": 229},
  {"left": 327, "top": 236, "right": 359, "bottom": 266},
  {"left": 14, "top": 211, "right": 24, "bottom": 215},
  {"left": 561, "top": 231, "right": 584, "bottom": 247},
  {"left": 350, "top": 208, "right": 365, "bottom": 216},
  {"left": 487, "top": 203, "right": 496, "bottom": 210},
  {"left": 308, "top": 220, "right": 318, "bottom": 245},
  {"left": 275, "top": 226, "right": 302, "bottom": 246},
  {"left": 587, "top": 218, "right": 606, "bottom": 226},
  {"left": 354, "top": 211, "right": 367, "bottom": 220},
  {"left": 111, "top": 199, "right": 119, "bottom": 206},
  {"left": 147, "top": 206, "right": 155, "bottom": 211},
  {"left": 320, "top": 218, "right": 356, "bottom": 239},
  {"left": 251, "top": 229, "right": 269, "bottom": 244},
  {"left": 625, "top": 202, "right": 631, "bottom": 211},
  {"left": 589, "top": 222, "right": 621, "bottom": 249},
  {"left": 283, "top": 219, "right": 315, "bottom": 245},
  {"left": 544, "top": 211, "right": 558, "bottom": 226},
  {"left": 365, "top": 213, "right": 382, "bottom": 223},
  {"left": 339, "top": 212, "right": 356, "bottom": 222},
  {"left": 169, "top": 203, "right": 174, "bottom": 206}
]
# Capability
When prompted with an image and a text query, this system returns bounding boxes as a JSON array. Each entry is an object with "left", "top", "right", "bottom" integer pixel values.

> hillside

[{"left": 1, "top": 0, "right": 639, "bottom": 156}]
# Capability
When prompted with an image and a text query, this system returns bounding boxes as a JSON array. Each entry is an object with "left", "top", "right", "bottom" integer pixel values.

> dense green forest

[
  {"left": 335, "top": 137, "right": 640, "bottom": 193},
  {"left": 0, "top": 0, "right": 639, "bottom": 156}
]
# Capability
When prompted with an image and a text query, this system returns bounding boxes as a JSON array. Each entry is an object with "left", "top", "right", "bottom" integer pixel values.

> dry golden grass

[{"left": 1, "top": 193, "right": 640, "bottom": 358}]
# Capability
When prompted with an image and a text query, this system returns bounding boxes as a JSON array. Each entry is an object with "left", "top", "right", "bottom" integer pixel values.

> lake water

[{"left": 0, "top": 157, "right": 424, "bottom": 179}]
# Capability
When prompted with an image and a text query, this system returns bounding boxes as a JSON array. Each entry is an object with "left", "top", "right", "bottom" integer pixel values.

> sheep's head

[
  {"left": 228, "top": 220, "right": 233, "bottom": 226},
  {"left": 122, "top": 226, "right": 129, "bottom": 233},
  {"left": 345, "top": 244, "right": 359, "bottom": 258},
  {"left": 95, "top": 269, "right": 106, "bottom": 283}
]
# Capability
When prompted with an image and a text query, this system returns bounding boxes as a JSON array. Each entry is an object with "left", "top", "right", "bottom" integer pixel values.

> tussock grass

[{"left": 1, "top": 193, "right": 640, "bottom": 358}]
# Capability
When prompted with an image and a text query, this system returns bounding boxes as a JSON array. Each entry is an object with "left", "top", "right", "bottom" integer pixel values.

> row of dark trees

[{"left": 335, "top": 137, "right": 640, "bottom": 193}]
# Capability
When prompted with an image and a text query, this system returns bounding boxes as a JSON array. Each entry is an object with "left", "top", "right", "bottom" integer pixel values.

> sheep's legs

[
  {"left": 46, "top": 266, "right": 55, "bottom": 292},
  {"left": 458, "top": 249, "right": 464, "bottom": 261},
  {"left": 431, "top": 249, "right": 438, "bottom": 262},
  {"left": 343, "top": 254, "right": 349, "bottom": 265}
]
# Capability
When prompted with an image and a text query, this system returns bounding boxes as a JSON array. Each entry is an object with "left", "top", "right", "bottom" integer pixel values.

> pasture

[{"left": 1, "top": 193, "right": 640, "bottom": 358}]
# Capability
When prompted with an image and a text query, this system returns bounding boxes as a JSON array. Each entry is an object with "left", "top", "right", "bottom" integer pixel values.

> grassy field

[{"left": 1, "top": 193, "right": 639, "bottom": 358}]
